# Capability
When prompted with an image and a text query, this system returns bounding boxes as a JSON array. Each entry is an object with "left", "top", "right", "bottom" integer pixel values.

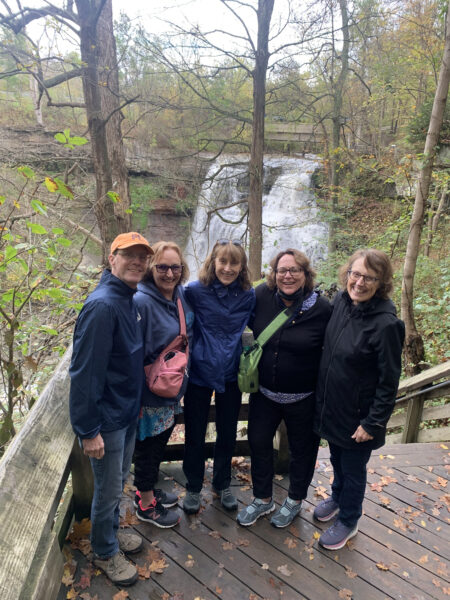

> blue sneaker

[
  {"left": 237, "top": 498, "right": 275, "bottom": 526},
  {"left": 318, "top": 520, "right": 358, "bottom": 550},
  {"left": 270, "top": 497, "right": 302, "bottom": 528},
  {"left": 313, "top": 497, "right": 339, "bottom": 522}
]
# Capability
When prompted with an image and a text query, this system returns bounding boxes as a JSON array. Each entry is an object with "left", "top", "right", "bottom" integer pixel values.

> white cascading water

[{"left": 184, "top": 155, "right": 328, "bottom": 279}]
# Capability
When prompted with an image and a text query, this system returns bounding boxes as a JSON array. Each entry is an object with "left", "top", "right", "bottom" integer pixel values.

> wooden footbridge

[{"left": 0, "top": 356, "right": 448, "bottom": 600}]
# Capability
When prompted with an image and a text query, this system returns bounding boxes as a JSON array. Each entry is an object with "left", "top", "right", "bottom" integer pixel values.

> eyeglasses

[
  {"left": 117, "top": 250, "right": 150, "bottom": 261},
  {"left": 155, "top": 264, "right": 183, "bottom": 274},
  {"left": 217, "top": 239, "right": 242, "bottom": 247},
  {"left": 347, "top": 270, "right": 379, "bottom": 284},
  {"left": 276, "top": 267, "right": 304, "bottom": 276}
]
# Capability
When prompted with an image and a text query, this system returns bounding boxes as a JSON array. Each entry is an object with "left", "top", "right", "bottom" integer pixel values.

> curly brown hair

[
  {"left": 143, "top": 240, "right": 190, "bottom": 285},
  {"left": 266, "top": 249, "right": 316, "bottom": 293},
  {"left": 198, "top": 241, "right": 252, "bottom": 290},
  {"left": 338, "top": 248, "right": 393, "bottom": 299}
]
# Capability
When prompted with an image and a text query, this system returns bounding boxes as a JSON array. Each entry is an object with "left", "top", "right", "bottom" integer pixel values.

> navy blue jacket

[
  {"left": 185, "top": 278, "right": 256, "bottom": 392},
  {"left": 69, "top": 270, "right": 144, "bottom": 439},
  {"left": 315, "top": 291, "right": 405, "bottom": 450},
  {"left": 134, "top": 280, "right": 194, "bottom": 407}
]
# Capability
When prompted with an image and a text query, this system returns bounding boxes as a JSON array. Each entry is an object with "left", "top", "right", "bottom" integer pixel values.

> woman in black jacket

[
  {"left": 237, "top": 249, "right": 332, "bottom": 528},
  {"left": 314, "top": 249, "right": 405, "bottom": 550}
]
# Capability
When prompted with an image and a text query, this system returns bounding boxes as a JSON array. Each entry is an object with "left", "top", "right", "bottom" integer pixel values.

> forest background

[{"left": 0, "top": 0, "right": 449, "bottom": 453}]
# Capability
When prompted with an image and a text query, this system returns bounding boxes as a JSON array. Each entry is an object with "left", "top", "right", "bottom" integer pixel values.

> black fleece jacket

[
  {"left": 250, "top": 283, "right": 332, "bottom": 394},
  {"left": 314, "top": 290, "right": 405, "bottom": 450}
]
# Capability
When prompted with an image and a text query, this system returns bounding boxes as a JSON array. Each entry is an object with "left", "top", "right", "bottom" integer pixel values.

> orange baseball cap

[{"left": 110, "top": 232, "right": 153, "bottom": 255}]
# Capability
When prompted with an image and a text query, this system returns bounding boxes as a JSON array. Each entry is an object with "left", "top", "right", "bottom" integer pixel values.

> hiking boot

[
  {"left": 218, "top": 488, "right": 238, "bottom": 511},
  {"left": 136, "top": 498, "right": 180, "bottom": 528},
  {"left": 183, "top": 491, "right": 201, "bottom": 514},
  {"left": 313, "top": 497, "right": 339, "bottom": 522},
  {"left": 117, "top": 530, "right": 143, "bottom": 554},
  {"left": 270, "top": 497, "right": 302, "bottom": 528},
  {"left": 134, "top": 488, "right": 178, "bottom": 509},
  {"left": 93, "top": 551, "right": 138, "bottom": 586},
  {"left": 318, "top": 520, "right": 358, "bottom": 550},
  {"left": 236, "top": 498, "right": 275, "bottom": 526}
]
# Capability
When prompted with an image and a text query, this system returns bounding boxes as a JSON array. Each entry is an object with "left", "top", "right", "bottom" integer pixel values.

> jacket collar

[
  {"left": 100, "top": 269, "right": 137, "bottom": 297},
  {"left": 211, "top": 277, "right": 240, "bottom": 298}
]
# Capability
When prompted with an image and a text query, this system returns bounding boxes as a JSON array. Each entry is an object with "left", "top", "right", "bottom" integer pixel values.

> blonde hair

[
  {"left": 266, "top": 249, "right": 316, "bottom": 293},
  {"left": 198, "top": 241, "right": 252, "bottom": 290},
  {"left": 339, "top": 248, "right": 393, "bottom": 299},
  {"left": 144, "top": 240, "right": 189, "bottom": 285}
]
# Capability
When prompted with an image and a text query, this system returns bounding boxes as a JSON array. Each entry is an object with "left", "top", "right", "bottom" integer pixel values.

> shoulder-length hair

[
  {"left": 266, "top": 249, "right": 316, "bottom": 293},
  {"left": 198, "top": 240, "right": 252, "bottom": 290},
  {"left": 143, "top": 240, "right": 190, "bottom": 285},
  {"left": 339, "top": 248, "right": 393, "bottom": 299}
]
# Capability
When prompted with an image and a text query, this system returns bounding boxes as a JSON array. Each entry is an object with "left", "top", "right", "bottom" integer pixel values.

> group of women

[{"left": 133, "top": 238, "right": 404, "bottom": 551}]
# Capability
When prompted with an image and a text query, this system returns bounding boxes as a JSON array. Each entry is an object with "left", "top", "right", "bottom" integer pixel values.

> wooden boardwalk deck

[{"left": 58, "top": 443, "right": 449, "bottom": 600}]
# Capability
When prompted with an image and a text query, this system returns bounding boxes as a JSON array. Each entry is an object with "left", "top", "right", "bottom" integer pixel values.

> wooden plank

[
  {"left": 0, "top": 348, "right": 74, "bottom": 600},
  {"left": 397, "top": 362, "right": 450, "bottom": 396}
]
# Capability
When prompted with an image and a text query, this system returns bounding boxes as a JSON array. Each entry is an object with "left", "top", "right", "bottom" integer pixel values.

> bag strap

[
  {"left": 176, "top": 297, "right": 187, "bottom": 337},
  {"left": 255, "top": 296, "right": 303, "bottom": 348}
]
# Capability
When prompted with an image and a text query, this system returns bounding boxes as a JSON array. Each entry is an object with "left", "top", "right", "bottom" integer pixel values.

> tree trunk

[
  {"left": 401, "top": 3, "right": 450, "bottom": 375},
  {"left": 248, "top": 0, "right": 274, "bottom": 281},
  {"left": 97, "top": 0, "right": 131, "bottom": 232},
  {"left": 424, "top": 182, "right": 448, "bottom": 256},
  {"left": 75, "top": 0, "right": 119, "bottom": 262},
  {"left": 328, "top": 0, "right": 349, "bottom": 257}
]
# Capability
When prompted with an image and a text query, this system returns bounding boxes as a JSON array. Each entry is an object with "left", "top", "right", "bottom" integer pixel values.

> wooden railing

[{"left": 0, "top": 352, "right": 448, "bottom": 600}]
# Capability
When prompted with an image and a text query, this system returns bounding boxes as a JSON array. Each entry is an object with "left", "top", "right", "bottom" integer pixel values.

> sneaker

[
  {"left": 318, "top": 520, "right": 358, "bottom": 550},
  {"left": 313, "top": 497, "right": 339, "bottom": 522},
  {"left": 237, "top": 498, "right": 275, "bottom": 526},
  {"left": 117, "top": 530, "right": 143, "bottom": 554},
  {"left": 134, "top": 489, "right": 178, "bottom": 509},
  {"left": 270, "top": 497, "right": 302, "bottom": 528},
  {"left": 218, "top": 488, "right": 238, "bottom": 511},
  {"left": 93, "top": 551, "right": 138, "bottom": 586},
  {"left": 136, "top": 498, "right": 180, "bottom": 528},
  {"left": 183, "top": 491, "right": 201, "bottom": 514}
]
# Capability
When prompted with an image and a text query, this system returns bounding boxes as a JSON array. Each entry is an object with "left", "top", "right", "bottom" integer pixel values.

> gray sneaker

[
  {"left": 93, "top": 551, "right": 138, "bottom": 586},
  {"left": 183, "top": 491, "right": 201, "bottom": 514},
  {"left": 270, "top": 497, "right": 302, "bottom": 528},
  {"left": 313, "top": 497, "right": 339, "bottom": 522},
  {"left": 318, "top": 520, "right": 358, "bottom": 550},
  {"left": 117, "top": 530, "right": 143, "bottom": 554},
  {"left": 219, "top": 488, "right": 238, "bottom": 511},
  {"left": 237, "top": 498, "right": 275, "bottom": 526}
]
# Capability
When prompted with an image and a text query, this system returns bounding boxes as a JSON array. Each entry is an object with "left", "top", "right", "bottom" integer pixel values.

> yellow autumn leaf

[
  {"left": 440, "top": 444, "right": 448, "bottom": 450},
  {"left": 313, "top": 531, "right": 321, "bottom": 539},
  {"left": 45, "top": 177, "right": 59, "bottom": 192}
]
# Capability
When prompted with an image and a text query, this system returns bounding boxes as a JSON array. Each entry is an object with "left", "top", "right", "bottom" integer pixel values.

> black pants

[
  {"left": 183, "top": 380, "right": 242, "bottom": 493},
  {"left": 329, "top": 442, "right": 372, "bottom": 527},
  {"left": 248, "top": 390, "right": 320, "bottom": 501},
  {"left": 133, "top": 421, "right": 176, "bottom": 492}
]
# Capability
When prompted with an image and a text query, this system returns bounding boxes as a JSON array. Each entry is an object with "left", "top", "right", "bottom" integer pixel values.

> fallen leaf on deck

[
  {"left": 120, "top": 509, "right": 139, "bottom": 527},
  {"left": 237, "top": 472, "right": 251, "bottom": 482},
  {"left": 393, "top": 518, "right": 407, "bottom": 531},
  {"left": 215, "top": 587, "right": 222, "bottom": 594},
  {"left": 113, "top": 592, "right": 129, "bottom": 600},
  {"left": 338, "top": 588, "right": 353, "bottom": 599},
  {"left": 209, "top": 530, "right": 221, "bottom": 539},
  {"left": 274, "top": 474, "right": 283, "bottom": 481},
  {"left": 436, "top": 477, "right": 447, "bottom": 488},
  {"left": 403, "top": 571, "right": 410, "bottom": 578},
  {"left": 185, "top": 558, "right": 195, "bottom": 568},
  {"left": 277, "top": 564, "right": 292, "bottom": 576},
  {"left": 66, "top": 588, "right": 78, "bottom": 599},
  {"left": 69, "top": 519, "right": 91, "bottom": 541},
  {"left": 222, "top": 542, "right": 233, "bottom": 551},
  {"left": 137, "top": 564, "right": 152, "bottom": 579},
  {"left": 376, "top": 563, "right": 390, "bottom": 571},
  {"left": 419, "top": 554, "right": 429, "bottom": 564},
  {"left": 378, "top": 495, "right": 390, "bottom": 506},
  {"left": 284, "top": 537, "right": 297, "bottom": 549},
  {"left": 440, "top": 444, "right": 448, "bottom": 450},
  {"left": 313, "top": 531, "right": 321, "bottom": 540},
  {"left": 241, "top": 485, "right": 251, "bottom": 491},
  {"left": 420, "top": 520, "right": 427, "bottom": 527},
  {"left": 345, "top": 566, "right": 357, "bottom": 579},
  {"left": 261, "top": 563, "right": 269, "bottom": 570},
  {"left": 249, "top": 595, "right": 259, "bottom": 600},
  {"left": 314, "top": 486, "right": 329, "bottom": 499},
  {"left": 386, "top": 455, "right": 395, "bottom": 459},
  {"left": 236, "top": 538, "right": 250, "bottom": 546},
  {"left": 149, "top": 558, "right": 169, "bottom": 573},
  {"left": 77, "top": 567, "right": 93, "bottom": 590},
  {"left": 62, "top": 559, "right": 77, "bottom": 586}
]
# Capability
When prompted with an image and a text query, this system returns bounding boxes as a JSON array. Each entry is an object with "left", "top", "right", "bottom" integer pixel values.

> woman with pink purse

[{"left": 133, "top": 241, "right": 194, "bottom": 528}]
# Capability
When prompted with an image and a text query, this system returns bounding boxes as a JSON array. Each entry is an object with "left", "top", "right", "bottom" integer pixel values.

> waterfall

[{"left": 184, "top": 155, "right": 328, "bottom": 279}]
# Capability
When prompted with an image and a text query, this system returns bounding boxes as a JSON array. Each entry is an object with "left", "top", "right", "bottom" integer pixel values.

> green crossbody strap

[{"left": 255, "top": 305, "right": 296, "bottom": 348}]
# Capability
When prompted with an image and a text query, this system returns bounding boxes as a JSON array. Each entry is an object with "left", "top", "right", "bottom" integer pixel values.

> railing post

[
  {"left": 401, "top": 393, "right": 425, "bottom": 443},
  {"left": 69, "top": 439, "right": 94, "bottom": 521}
]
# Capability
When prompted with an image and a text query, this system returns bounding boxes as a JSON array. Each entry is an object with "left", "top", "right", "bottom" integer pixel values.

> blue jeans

[
  {"left": 329, "top": 442, "right": 372, "bottom": 527},
  {"left": 183, "top": 381, "right": 242, "bottom": 493},
  {"left": 89, "top": 421, "right": 137, "bottom": 558}
]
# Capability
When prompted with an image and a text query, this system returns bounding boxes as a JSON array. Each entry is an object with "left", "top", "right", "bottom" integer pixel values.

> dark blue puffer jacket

[
  {"left": 135, "top": 280, "right": 194, "bottom": 407},
  {"left": 185, "top": 278, "right": 255, "bottom": 392},
  {"left": 69, "top": 269, "right": 144, "bottom": 439}
]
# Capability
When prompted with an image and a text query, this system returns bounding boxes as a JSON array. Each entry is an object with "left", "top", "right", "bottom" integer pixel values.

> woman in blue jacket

[
  {"left": 133, "top": 241, "right": 194, "bottom": 528},
  {"left": 182, "top": 239, "right": 255, "bottom": 514}
]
